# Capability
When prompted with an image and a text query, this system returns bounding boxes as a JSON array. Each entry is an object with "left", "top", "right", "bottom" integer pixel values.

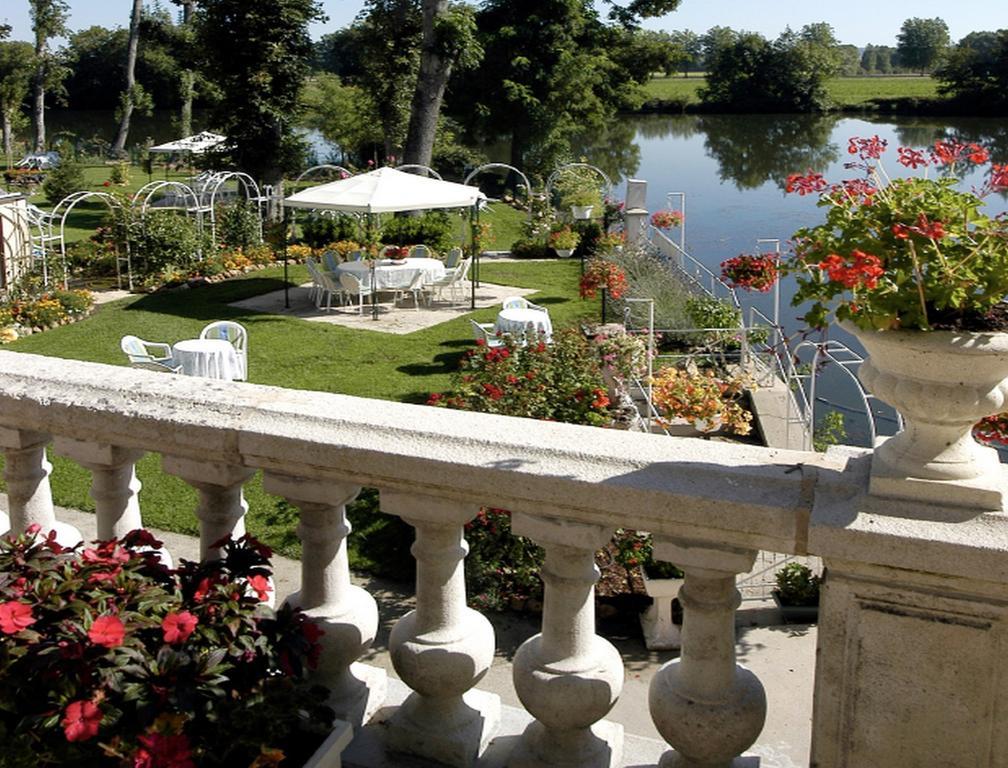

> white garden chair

[
  {"left": 429, "top": 257, "right": 472, "bottom": 305},
  {"left": 409, "top": 244, "right": 433, "bottom": 259},
  {"left": 470, "top": 319, "right": 505, "bottom": 348},
  {"left": 340, "top": 271, "right": 373, "bottom": 315},
  {"left": 396, "top": 270, "right": 428, "bottom": 312},
  {"left": 502, "top": 295, "right": 547, "bottom": 313},
  {"left": 443, "top": 247, "right": 463, "bottom": 269},
  {"left": 120, "top": 335, "right": 181, "bottom": 373},
  {"left": 199, "top": 321, "right": 248, "bottom": 380},
  {"left": 304, "top": 257, "right": 324, "bottom": 305}
]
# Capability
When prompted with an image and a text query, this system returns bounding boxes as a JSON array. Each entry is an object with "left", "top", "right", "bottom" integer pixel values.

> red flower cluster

[
  {"left": 892, "top": 213, "right": 946, "bottom": 241},
  {"left": 931, "top": 139, "right": 989, "bottom": 167},
  {"left": 785, "top": 170, "right": 828, "bottom": 196},
  {"left": 650, "top": 210, "right": 684, "bottom": 229},
  {"left": 89, "top": 615, "right": 126, "bottom": 648},
  {"left": 818, "top": 251, "right": 884, "bottom": 290},
  {"left": 720, "top": 253, "right": 779, "bottom": 292},
  {"left": 162, "top": 611, "right": 199, "bottom": 644},
  {"left": 0, "top": 601, "right": 36, "bottom": 634},
  {"left": 580, "top": 259, "right": 627, "bottom": 299},
  {"left": 848, "top": 135, "right": 888, "bottom": 160},
  {"left": 62, "top": 699, "right": 102, "bottom": 742}
]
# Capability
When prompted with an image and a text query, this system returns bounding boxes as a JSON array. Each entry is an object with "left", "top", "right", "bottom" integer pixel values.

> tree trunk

[
  {"left": 111, "top": 0, "right": 143, "bottom": 157},
  {"left": 2, "top": 110, "right": 12, "bottom": 161},
  {"left": 402, "top": 0, "right": 451, "bottom": 168},
  {"left": 32, "top": 72, "right": 45, "bottom": 152},
  {"left": 179, "top": 1, "right": 195, "bottom": 137}
]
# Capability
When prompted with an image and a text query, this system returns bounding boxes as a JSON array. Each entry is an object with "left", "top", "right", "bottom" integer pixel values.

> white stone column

[
  {"left": 262, "top": 472, "right": 386, "bottom": 725},
  {"left": 508, "top": 513, "right": 624, "bottom": 768},
  {"left": 381, "top": 490, "right": 499, "bottom": 768},
  {"left": 648, "top": 539, "right": 765, "bottom": 768},
  {"left": 0, "top": 427, "right": 80, "bottom": 545},
  {"left": 162, "top": 456, "right": 253, "bottom": 561}
]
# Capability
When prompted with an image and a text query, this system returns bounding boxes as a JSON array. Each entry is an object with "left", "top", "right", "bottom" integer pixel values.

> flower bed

[
  {"left": 0, "top": 529, "right": 333, "bottom": 767},
  {"left": 0, "top": 288, "right": 95, "bottom": 344}
]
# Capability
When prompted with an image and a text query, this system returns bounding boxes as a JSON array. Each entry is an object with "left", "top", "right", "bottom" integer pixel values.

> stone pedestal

[
  {"left": 648, "top": 539, "right": 764, "bottom": 768},
  {"left": 381, "top": 491, "right": 499, "bottom": 767},
  {"left": 508, "top": 513, "right": 623, "bottom": 768},
  {"left": 0, "top": 427, "right": 80, "bottom": 545},
  {"left": 263, "top": 472, "right": 385, "bottom": 726}
]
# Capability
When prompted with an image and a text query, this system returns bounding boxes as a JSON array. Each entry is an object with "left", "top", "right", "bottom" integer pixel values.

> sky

[{"left": 2, "top": 0, "right": 1007, "bottom": 48}]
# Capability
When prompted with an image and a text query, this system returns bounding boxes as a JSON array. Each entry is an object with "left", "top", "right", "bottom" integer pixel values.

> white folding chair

[
  {"left": 340, "top": 271, "right": 373, "bottom": 315},
  {"left": 199, "top": 321, "right": 248, "bottom": 380},
  {"left": 120, "top": 335, "right": 181, "bottom": 373},
  {"left": 396, "top": 270, "right": 428, "bottom": 311}
]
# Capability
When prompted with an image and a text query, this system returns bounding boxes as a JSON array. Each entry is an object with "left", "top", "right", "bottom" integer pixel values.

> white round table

[
  {"left": 495, "top": 308, "right": 553, "bottom": 341},
  {"left": 172, "top": 338, "right": 242, "bottom": 381},
  {"left": 336, "top": 257, "right": 445, "bottom": 290}
]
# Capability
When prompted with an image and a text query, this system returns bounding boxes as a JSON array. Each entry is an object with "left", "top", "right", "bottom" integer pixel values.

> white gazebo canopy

[
  {"left": 148, "top": 132, "right": 228, "bottom": 155},
  {"left": 283, "top": 166, "right": 486, "bottom": 213}
]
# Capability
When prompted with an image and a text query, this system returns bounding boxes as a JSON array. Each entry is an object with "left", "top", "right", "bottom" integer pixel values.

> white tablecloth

[
  {"left": 336, "top": 257, "right": 445, "bottom": 290},
  {"left": 495, "top": 308, "right": 553, "bottom": 340},
  {"left": 173, "top": 338, "right": 242, "bottom": 380}
]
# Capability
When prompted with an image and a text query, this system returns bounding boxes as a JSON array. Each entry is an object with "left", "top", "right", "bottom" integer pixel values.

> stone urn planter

[
  {"left": 570, "top": 204, "right": 594, "bottom": 220},
  {"left": 639, "top": 566, "right": 684, "bottom": 650},
  {"left": 848, "top": 321, "right": 1008, "bottom": 510}
]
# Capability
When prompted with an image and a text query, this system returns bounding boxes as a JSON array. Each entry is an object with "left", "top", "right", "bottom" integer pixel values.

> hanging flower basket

[{"left": 720, "top": 253, "right": 779, "bottom": 292}]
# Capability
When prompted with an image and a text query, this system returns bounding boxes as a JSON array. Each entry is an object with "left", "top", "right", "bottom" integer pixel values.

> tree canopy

[
  {"left": 935, "top": 30, "right": 1008, "bottom": 109},
  {"left": 896, "top": 17, "right": 950, "bottom": 74}
]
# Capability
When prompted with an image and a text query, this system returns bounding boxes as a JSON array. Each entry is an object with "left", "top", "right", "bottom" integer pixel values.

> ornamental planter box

[
  {"left": 303, "top": 720, "right": 353, "bottom": 768},
  {"left": 771, "top": 591, "right": 819, "bottom": 625}
]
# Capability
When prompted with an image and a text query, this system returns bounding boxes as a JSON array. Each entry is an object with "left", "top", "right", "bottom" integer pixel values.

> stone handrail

[{"left": 5, "top": 350, "right": 1000, "bottom": 768}]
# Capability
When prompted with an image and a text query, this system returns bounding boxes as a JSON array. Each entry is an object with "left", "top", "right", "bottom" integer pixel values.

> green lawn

[
  {"left": 5, "top": 260, "right": 595, "bottom": 558},
  {"left": 641, "top": 75, "right": 941, "bottom": 109}
]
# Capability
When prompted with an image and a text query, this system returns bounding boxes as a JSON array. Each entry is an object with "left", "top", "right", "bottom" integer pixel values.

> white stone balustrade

[
  {"left": 4, "top": 350, "right": 1008, "bottom": 768},
  {"left": 262, "top": 472, "right": 385, "bottom": 725}
]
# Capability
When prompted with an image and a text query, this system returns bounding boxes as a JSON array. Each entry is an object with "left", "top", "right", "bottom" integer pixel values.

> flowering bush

[
  {"left": 593, "top": 332, "right": 649, "bottom": 382},
  {"left": 785, "top": 136, "right": 1008, "bottom": 331},
  {"left": 326, "top": 240, "right": 362, "bottom": 258},
  {"left": 580, "top": 258, "right": 627, "bottom": 299},
  {"left": 428, "top": 329, "right": 611, "bottom": 427},
  {"left": 286, "top": 243, "right": 315, "bottom": 261},
  {"left": 595, "top": 230, "right": 626, "bottom": 252},
  {"left": 547, "top": 226, "right": 579, "bottom": 251},
  {"left": 720, "top": 253, "right": 778, "bottom": 292},
  {"left": 651, "top": 365, "right": 753, "bottom": 435},
  {"left": 0, "top": 529, "right": 333, "bottom": 767},
  {"left": 465, "top": 509, "right": 544, "bottom": 611},
  {"left": 650, "top": 210, "right": 684, "bottom": 230}
]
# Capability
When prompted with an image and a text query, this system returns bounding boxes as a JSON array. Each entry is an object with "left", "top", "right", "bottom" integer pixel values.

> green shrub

[
  {"left": 51, "top": 289, "right": 94, "bottom": 316},
  {"left": 41, "top": 159, "right": 87, "bottom": 205},
  {"left": 217, "top": 201, "right": 262, "bottom": 250},
  {"left": 138, "top": 212, "right": 211, "bottom": 276},
  {"left": 509, "top": 239, "right": 554, "bottom": 259},
  {"left": 300, "top": 213, "right": 358, "bottom": 248},
  {"left": 66, "top": 240, "right": 117, "bottom": 277},
  {"left": 683, "top": 295, "right": 743, "bottom": 348},
  {"left": 775, "top": 562, "right": 820, "bottom": 606},
  {"left": 380, "top": 211, "right": 454, "bottom": 253},
  {"left": 465, "top": 508, "right": 544, "bottom": 611},
  {"left": 609, "top": 247, "right": 692, "bottom": 330}
]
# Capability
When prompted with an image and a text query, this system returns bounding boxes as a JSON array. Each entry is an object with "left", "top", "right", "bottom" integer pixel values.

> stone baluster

[
  {"left": 262, "top": 472, "right": 386, "bottom": 725},
  {"left": 381, "top": 490, "right": 499, "bottom": 768},
  {"left": 648, "top": 538, "right": 765, "bottom": 768},
  {"left": 161, "top": 456, "right": 253, "bottom": 562},
  {"left": 509, "top": 513, "right": 624, "bottom": 768},
  {"left": 0, "top": 427, "right": 80, "bottom": 545}
]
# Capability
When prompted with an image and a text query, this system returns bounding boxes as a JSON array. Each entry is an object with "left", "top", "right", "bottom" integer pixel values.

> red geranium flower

[
  {"left": 162, "top": 611, "right": 198, "bottom": 644},
  {"left": 62, "top": 699, "right": 101, "bottom": 742},
  {"left": 0, "top": 601, "right": 36, "bottom": 634},
  {"left": 88, "top": 615, "right": 125, "bottom": 648},
  {"left": 248, "top": 574, "right": 271, "bottom": 602}
]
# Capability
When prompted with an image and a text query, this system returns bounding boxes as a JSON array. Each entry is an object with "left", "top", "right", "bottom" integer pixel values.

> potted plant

[
  {"left": 591, "top": 330, "right": 648, "bottom": 401},
  {"left": 579, "top": 258, "right": 627, "bottom": 300},
  {"left": 547, "top": 225, "right": 580, "bottom": 258},
  {"left": 649, "top": 210, "right": 684, "bottom": 231},
  {"left": 772, "top": 562, "right": 820, "bottom": 623},
  {"left": 720, "top": 253, "right": 778, "bottom": 293},
  {"left": 610, "top": 530, "right": 684, "bottom": 650},
  {"left": 650, "top": 364, "right": 753, "bottom": 437},
  {"left": 783, "top": 137, "right": 1008, "bottom": 507},
  {"left": 0, "top": 526, "right": 341, "bottom": 768},
  {"left": 554, "top": 171, "right": 603, "bottom": 220}
]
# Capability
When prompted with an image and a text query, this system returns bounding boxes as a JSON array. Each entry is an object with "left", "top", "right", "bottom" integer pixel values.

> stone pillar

[
  {"left": 648, "top": 539, "right": 764, "bottom": 768},
  {"left": 508, "top": 513, "right": 624, "bottom": 768},
  {"left": 262, "top": 472, "right": 386, "bottom": 725},
  {"left": 162, "top": 456, "right": 253, "bottom": 562},
  {"left": 381, "top": 490, "right": 499, "bottom": 768},
  {"left": 624, "top": 178, "right": 648, "bottom": 247},
  {"left": 53, "top": 438, "right": 144, "bottom": 539},
  {"left": 0, "top": 427, "right": 80, "bottom": 545}
]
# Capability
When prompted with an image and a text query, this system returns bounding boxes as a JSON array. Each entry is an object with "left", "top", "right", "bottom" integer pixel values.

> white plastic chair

[
  {"left": 120, "top": 335, "right": 181, "bottom": 373},
  {"left": 409, "top": 244, "right": 433, "bottom": 259},
  {"left": 304, "top": 257, "right": 324, "bottom": 305},
  {"left": 502, "top": 295, "right": 547, "bottom": 313},
  {"left": 340, "top": 271, "right": 373, "bottom": 315},
  {"left": 470, "top": 319, "right": 505, "bottom": 348},
  {"left": 396, "top": 270, "right": 428, "bottom": 312},
  {"left": 443, "top": 247, "right": 463, "bottom": 269},
  {"left": 322, "top": 251, "right": 341, "bottom": 275},
  {"left": 430, "top": 257, "right": 472, "bottom": 305},
  {"left": 199, "top": 321, "right": 248, "bottom": 380}
]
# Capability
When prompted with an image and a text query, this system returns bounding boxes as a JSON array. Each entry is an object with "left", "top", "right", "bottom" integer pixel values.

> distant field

[{"left": 642, "top": 75, "right": 941, "bottom": 109}]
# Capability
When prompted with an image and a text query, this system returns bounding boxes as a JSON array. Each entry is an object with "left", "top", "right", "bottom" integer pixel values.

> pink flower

[
  {"left": 248, "top": 574, "right": 271, "bottom": 602},
  {"left": 162, "top": 611, "right": 198, "bottom": 644},
  {"left": 88, "top": 615, "right": 125, "bottom": 648},
  {"left": 133, "top": 732, "right": 195, "bottom": 768},
  {"left": 0, "top": 601, "right": 36, "bottom": 634},
  {"left": 62, "top": 700, "right": 101, "bottom": 742}
]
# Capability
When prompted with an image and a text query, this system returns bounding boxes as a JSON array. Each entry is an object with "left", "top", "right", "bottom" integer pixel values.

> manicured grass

[
  {"left": 642, "top": 75, "right": 941, "bottom": 109},
  {"left": 4, "top": 260, "right": 595, "bottom": 558}
]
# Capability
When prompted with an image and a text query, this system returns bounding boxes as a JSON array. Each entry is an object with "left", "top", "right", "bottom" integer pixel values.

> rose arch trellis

[
  {"left": 205, "top": 171, "right": 267, "bottom": 245},
  {"left": 545, "top": 162, "right": 613, "bottom": 212},
  {"left": 397, "top": 164, "right": 442, "bottom": 180},
  {"left": 294, "top": 164, "right": 353, "bottom": 186},
  {"left": 463, "top": 163, "right": 532, "bottom": 220},
  {"left": 53, "top": 191, "right": 133, "bottom": 290}
]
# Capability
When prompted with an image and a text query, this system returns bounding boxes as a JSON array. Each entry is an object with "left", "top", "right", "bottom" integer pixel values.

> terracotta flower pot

[{"left": 846, "top": 321, "right": 1008, "bottom": 510}]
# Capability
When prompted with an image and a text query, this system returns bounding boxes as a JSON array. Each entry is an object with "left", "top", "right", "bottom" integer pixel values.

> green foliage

[
  {"left": 775, "top": 562, "right": 820, "bottom": 606},
  {"left": 935, "top": 30, "right": 1008, "bottom": 107},
  {"left": 216, "top": 201, "right": 261, "bottom": 250},
  {"left": 195, "top": 0, "right": 324, "bottom": 185},
  {"left": 40, "top": 158, "right": 86, "bottom": 205},
  {"left": 896, "top": 17, "right": 950, "bottom": 74},
  {"left": 299, "top": 213, "right": 360, "bottom": 249},
  {"left": 510, "top": 239, "right": 554, "bottom": 259},
  {"left": 380, "top": 211, "right": 454, "bottom": 252},
  {"left": 0, "top": 530, "right": 333, "bottom": 768},
  {"left": 700, "top": 24, "right": 842, "bottom": 112},
  {"left": 465, "top": 508, "right": 544, "bottom": 611},
  {"left": 813, "top": 410, "right": 846, "bottom": 452},
  {"left": 553, "top": 167, "right": 605, "bottom": 209},
  {"left": 138, "top": 211, "right": 210, "bottom": 276},
  {"left": 301, "top": 73, "right": 383, "bottom": 164},
  {"left": 0, "top": 41, "right": 35, "bottom": 154},
  {"left": 608, "top": 246, "right": 692, "bottom": 329}
]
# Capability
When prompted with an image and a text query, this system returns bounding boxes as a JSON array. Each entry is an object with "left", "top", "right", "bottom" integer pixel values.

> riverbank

[{"left": 635, "top": 75, "right": 997, "bottom": 116}]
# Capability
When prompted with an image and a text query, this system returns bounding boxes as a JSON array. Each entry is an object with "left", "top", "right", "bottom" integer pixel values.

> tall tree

[
  {"left": 935, "top": 30, "right": 1008, "bottom": 109},
  {"left": 195, "top": 0, "right": 324, "bottom": 196},
  {"left": 0, "top": 41, "right": 35, "bottom": 162},
  {"left": 170, "top": 0, "right": 197, "bottom": 136},
  {"left": 896, "top": 17, "right": 950, "bottom": 74},
  {"left": 28, "top": 0, "right": 69, "bottom": 152},
  {"left": 669, "top": 29, "right": 701, "bottom": 75},
  {"left": 402, "top": 1, "right": 481, "bottom": 168},
  {"left": 111, "top": 0, "right": 145, "bottom": 156}
]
